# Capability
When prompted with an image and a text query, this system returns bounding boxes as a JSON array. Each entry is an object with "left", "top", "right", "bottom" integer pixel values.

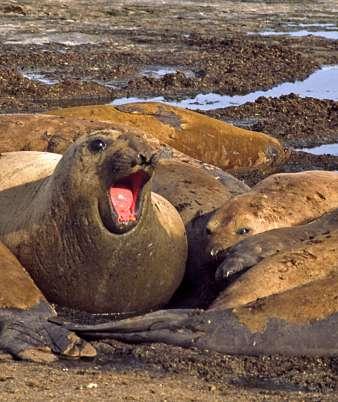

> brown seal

[
  {"left": 47, "top": 102, "right": 285, "bottom": 171},
  {"left": 68, "top": 210, "right": 338, "bottom": 357},
  {"left": 0, "top": 241, "right": 96, "bottom": 362},
  {"left": 206, "top": 170, "right": 338, "bottom": 257},
  {"left": 0, "top": 112, "right": 249, "bottom": 279},
  {"left": 212, "top": 228, "right": 338, "bottom": 309},
  {"left": 0, "top": 130, "right": 187, "bottom": 314}
]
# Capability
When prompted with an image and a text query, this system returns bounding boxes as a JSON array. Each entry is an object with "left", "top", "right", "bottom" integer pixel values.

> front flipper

[
  {"left": 215, "top": 209, "right": 338, "bottom": 281},
  {"left": 63, "top": 274, "right": 338, "bottom": 357},
  {"left": 0, "top": 242, "right": 96, "bottom": 362}
]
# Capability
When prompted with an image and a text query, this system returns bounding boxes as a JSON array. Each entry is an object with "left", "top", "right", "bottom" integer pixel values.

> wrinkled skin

[
  {"left": 0, "top": 242, "right": 96, "bottom": 362},
  {"left": 205, "top": 171, "right": 338, "bottom": 259},
  {"left": 0, "top": 130, "right": 187, "bottom": 314},
  {"left": 61, "top": 209, "right": 338, "bottom": 357}
]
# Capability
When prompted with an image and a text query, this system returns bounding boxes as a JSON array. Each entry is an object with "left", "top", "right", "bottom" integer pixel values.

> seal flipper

[
  {"left": 215, "top": 208, "right": 338, "bottom": 281},
  {"left": 64, "top": 274, "right": 338, "bottom": 357},
  {"left": 0, "top": 242, "right": 96, "bottom": 362}
]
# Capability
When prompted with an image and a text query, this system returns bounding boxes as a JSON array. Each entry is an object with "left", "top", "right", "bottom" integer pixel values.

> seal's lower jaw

[{"left": 105, "top": 170, "right": 151, "bottom": 234}]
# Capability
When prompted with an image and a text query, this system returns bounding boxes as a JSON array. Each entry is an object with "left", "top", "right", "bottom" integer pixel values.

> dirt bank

[
  {"left": 206, "top": 94, "right": 338, "bottom": 148},
  {"left": 1, "top": 1, "right": 338, "bottom": 400}
]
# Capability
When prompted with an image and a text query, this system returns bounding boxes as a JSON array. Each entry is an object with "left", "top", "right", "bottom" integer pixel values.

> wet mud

[
  {"left": 206, "top": 94, "right": 338, "bottom": 148},
  {"left": 0, "top": 0, "right": 338, "bottom": 401}
]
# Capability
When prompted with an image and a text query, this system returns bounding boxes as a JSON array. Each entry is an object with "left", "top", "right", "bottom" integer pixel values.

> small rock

[{"left": 86, "top": 383, "right": 98, "bottom": 389}]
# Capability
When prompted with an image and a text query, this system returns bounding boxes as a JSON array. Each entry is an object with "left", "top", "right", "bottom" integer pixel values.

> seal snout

[
  {"left": 135, "top": 150, "right": 159, "bottom": 169},
  {"left": 98, "top": 134, "right": 158, "bottom": 234}
]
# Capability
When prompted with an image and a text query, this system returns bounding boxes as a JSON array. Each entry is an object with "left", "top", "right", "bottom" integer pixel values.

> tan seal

[
  {"left": 0, "top": 112, "right": 249, "bottom": 276},
  {"left": 206, "top": 170, "right": 338, "bottom": 256},
  {"left": 0, "top": 130, "right": 187, "bottom": 314},
  {"left": 211, "top": 228, "right": 338, "bottom": 309},
  {"left": 47, "top": 102, "right": 285, "bottom": 171},
  {"left": 68, "top": 211, "right": 338, "bottom": 357}
]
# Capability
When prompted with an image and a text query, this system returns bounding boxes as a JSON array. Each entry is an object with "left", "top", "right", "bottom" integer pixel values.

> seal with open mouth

[
  {"left": 68, "top": 209, "right": 338, "bottom": 358},
  {"left": 0, "top": 129, "right": 187, "bottom": 315}
]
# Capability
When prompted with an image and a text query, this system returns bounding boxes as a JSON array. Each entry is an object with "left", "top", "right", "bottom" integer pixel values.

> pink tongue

[{"left": 109, "top": 187, "right": 136, "bottom": 222}]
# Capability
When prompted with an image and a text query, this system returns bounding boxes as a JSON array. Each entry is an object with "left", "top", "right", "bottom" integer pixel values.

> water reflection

[
  {"left": 111, "top": 65, "right": 338, "bottom": 110},
  {"left": 299, "top": 144, "right": 338, "bottom": 156},
  {"left": 256, "top": 30, "right": 338, "bottom": 40}
]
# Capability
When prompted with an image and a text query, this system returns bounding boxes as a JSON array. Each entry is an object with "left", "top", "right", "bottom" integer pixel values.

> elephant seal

[
  {"left": 0, "top": 112, "right": 249, "bottom": 199},
  {"left": 47, "top": 102, "right": 286, "bottom": 171},
  {"left": 206, "top": 170, "right": 338, "bottom": 257},
  {"left": 0, "top": 112, "right": 249, "bottom": 288},
  {"left": 0, "top": 130, "right": 187, "bottom": 314},
  {"left": 68, "top": 209, "right": 338, "bottom": 357},
  {"left": 212, "top": 228, "right": 338, "bottom": 309},
  {"left": 0, "top": 241, "right": 96, "bottom": 362}
]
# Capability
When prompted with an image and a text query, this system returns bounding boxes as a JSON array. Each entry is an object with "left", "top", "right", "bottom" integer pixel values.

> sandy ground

[{"left": 0, "top": 0, "right": 338, "bottom": 400}]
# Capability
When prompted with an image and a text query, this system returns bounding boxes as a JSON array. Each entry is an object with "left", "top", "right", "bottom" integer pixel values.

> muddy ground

[{"left": 0, "top": 0, "right": 338, "bottom": 401}]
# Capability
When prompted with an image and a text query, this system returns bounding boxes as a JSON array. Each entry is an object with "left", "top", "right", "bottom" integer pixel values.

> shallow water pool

[
  {"left": 111, "top": 65, "right": 338, "bottom": 110},
  {"left": 255, "top": 30, "right": 338, "bottom": 40},
  {"left": 299, "top": 144, "right": 338, "bottom": 156},
  {"left": 22, "top": 72, "right": 59, "bottom": 85}
]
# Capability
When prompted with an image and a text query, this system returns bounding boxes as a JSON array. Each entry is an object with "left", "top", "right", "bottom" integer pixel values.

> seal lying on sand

[
  {"left": 0, "top": 241, "right": 97, "bottom": 362},
  {"left": 0, "top": 130, "right": 187, "bottom": 314},
  {"left": 68, "top": 209, "right": 338, "bottom": 357},
  {"left": 47, "top": 102, "right": 286, "bottom": 171},
  {"left": 206, "top": 171, "right": 338, "bottom": 259},
  {"left": 0, "top": 112, "right": 249, "bottom": 202},
  {"left": 0, "top": 112, "right": 249, "bottom": 286},
  {"left": 0, "top": 130, "right": 190, "bottom": 362}
]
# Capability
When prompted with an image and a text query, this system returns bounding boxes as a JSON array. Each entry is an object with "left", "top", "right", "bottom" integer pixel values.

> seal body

[
  {"left": 0, "top": 131, "right": 187, "bottom": 313},
  {"left": 212, "top": 228, "right": 338, "bottom": 309},
  {"left": 47, "top": 102, "right": 285, "bottom": 171},
  {"left": 70, "top": 209, "right": 338, "bottom": 357},
  {"left": 206, "top": 170, "right": 338, "bottom": 255},
  {"left": 0, "top": 112, "right": 249, "bottom": 280}
]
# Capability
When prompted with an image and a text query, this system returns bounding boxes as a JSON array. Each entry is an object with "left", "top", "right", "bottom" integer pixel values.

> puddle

[
  {"left": 111, "top": 65, "right": 338, "bottom": 111},
  {"left": 140, "top": 66, "right": 195, "bottom": 79},
  {"left": 112, "top": 96, "right": 166, "bottom": 106},
  {"left": 5, "top": 32, "right": 109, "bottom": 46},
  {"left": 22, "top": 72, "right": 59, "bottom": 85},
  {"left": 299, "top": 143, "right": 338, "bottom": 156},
  {"left": 255, "top": 30, "right": 338, "bottom": 40},
  {"left": 287, "top": 22, "right": 337, "bottom": 28},
  {"left": 0, "top": 23, "right": 19, "bottom": 34}
]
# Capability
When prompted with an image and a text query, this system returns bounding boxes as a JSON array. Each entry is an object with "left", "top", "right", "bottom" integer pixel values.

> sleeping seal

[
  {"left": 69, "top": 209, "right": 338, "bottom": 358},
  {"left": 206, "top": 170, "right": 338, "bottom": 258},
  {"left": 48, "top": 102, "right": 286, "bottom": 171}
]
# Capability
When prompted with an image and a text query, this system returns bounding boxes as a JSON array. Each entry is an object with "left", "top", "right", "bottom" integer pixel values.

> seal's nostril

[
  {"left": 137, "top": 152, "right": 159, "bottom": 167},
  {"left": 210, "top": 247, "right": 220, "bottom": 257},
  {"left": 136, "top": 153, "right": 148, "bottom": 166},
  {"left": 149, "top": 152, "right": 160, "bottom": 167}
]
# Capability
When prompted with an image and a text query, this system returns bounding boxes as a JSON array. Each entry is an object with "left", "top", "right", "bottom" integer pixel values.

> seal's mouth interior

[{"left": 109, "top": 170, "right": 149, "bottom": 224}]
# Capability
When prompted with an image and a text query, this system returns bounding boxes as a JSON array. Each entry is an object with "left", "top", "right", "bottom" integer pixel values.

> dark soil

[
  {"left": 0, "top": 36, "right": 320, "bottom": 113},
  {"left": 234, "top": 150, "right": 338, "bottom": 187},
  {"left": 206, "top": 94, "right": 338, "bottom": 148},
  {"left": 0, "top": 0, "right": 337, "bottom": 113}
]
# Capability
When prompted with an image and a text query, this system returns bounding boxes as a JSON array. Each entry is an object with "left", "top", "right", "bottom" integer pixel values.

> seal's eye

[
  {"left": 89, "top": 139, "right": 107, "bottom": 153},
  {"left": 237, "top": 227, "right": 251, "bottom": 235}
]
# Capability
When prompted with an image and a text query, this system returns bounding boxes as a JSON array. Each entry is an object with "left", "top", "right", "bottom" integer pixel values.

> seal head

[{"left": 1, "top": 130, "right": 187, "bottom": 313}]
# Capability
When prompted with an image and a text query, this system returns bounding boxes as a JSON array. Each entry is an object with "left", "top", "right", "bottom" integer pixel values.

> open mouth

[{"left": 108, "top": 170, "right": 150, "bottom": 232}]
